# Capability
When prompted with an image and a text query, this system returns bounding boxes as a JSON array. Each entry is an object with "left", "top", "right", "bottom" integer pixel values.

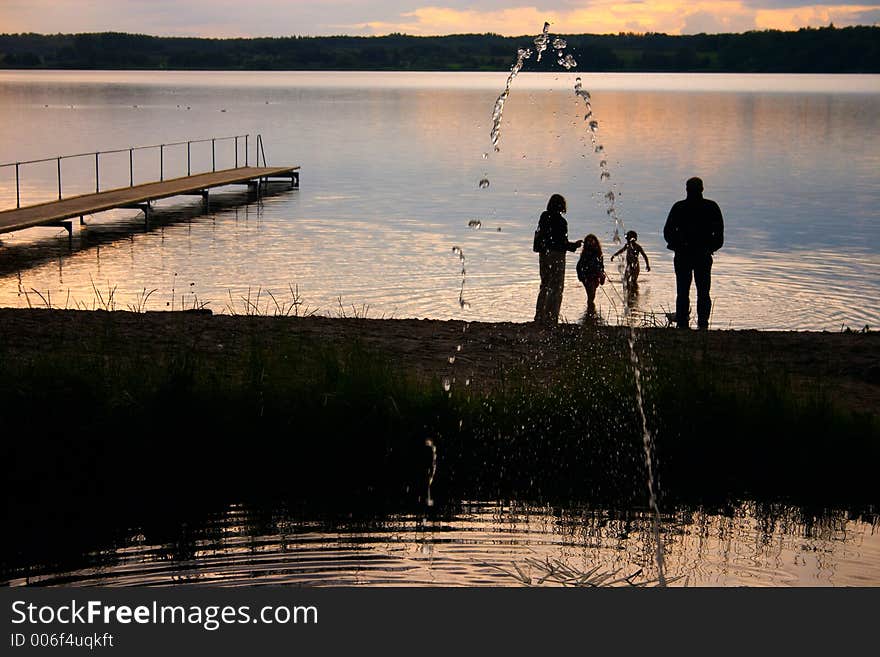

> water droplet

[
  {"left": 468, "top": 219, "right": 482, "bottom": 230},
  {"left": 442, "top": 378, "right": 451, "bottom": 392},
  {"left": 448, "top": 356, "right": 456, "bottom": 364},
  {"left": 600, "top": 171, "right": 611, "bottom": 181},
  {"left": 589, "top": 120, "right": 599, "bottom": 133},
  {"left": 465, "top": 378, "right": 471, "bottom": 386},
  {"left": 456, "top": 345, "right": 462, "bottom": 351},
  {"left": 533, "top": 22, "right": 551, "bottom": 61},
  {"left": 552, "top": 37, "right": 567, "bottom": 50},
  {"left": 562, "top": 54, "right": 577, "bottom": 70},
  {"left": 478, "top": 178, "right": 490, "bottom": 189},
  {"left": 595, "top": 145, "right": 605, "bottom": 153},
  {"left": 482, "top": 152, "right": 489, "bottom": 159}
]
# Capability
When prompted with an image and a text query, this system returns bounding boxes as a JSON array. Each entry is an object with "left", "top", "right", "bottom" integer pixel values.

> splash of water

[
  {"left": 425, "top": 438, "right": 437, "bottom": 507},
  {"left": 573, "top": 74, "right": 666, "bottom": 585},
  {"left": 451, "top": 246, "right": 470, "bottom": 309},
  {"left": 490, "top": 47, "right": 533, "bottom": 152},
  {"left": 534, "top": 22, "right": 551, "bottom": 61},
  {"left": 574, "top": 76, "right": 622, "bottom": 245}
]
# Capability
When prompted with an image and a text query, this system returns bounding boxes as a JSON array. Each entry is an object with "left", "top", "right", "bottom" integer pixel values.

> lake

[
  {"left": 6, "top": 501, "right": 880, "bottom": 587},
  {"left": 0, "top": 70, "right": 878, "bottom": 329},
  {"left": 1, "top": 70, "right": 879, "bottom": 588}
]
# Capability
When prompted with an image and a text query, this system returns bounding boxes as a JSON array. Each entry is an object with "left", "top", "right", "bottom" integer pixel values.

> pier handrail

[
  {"left": 0, "top": 134, "right": 254, "bottom": 210},
  {"left": 256, "top": 134, "right": 268, "bottom": 167}
]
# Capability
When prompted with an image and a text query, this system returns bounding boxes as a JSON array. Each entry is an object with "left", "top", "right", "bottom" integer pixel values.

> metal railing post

[{"left": 2, "top": 135, "right": 258, "bottom": 211}]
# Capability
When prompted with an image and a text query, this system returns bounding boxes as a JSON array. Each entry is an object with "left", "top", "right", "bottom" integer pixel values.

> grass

[
  {"left": 486, "top": 555, "right": 676, "bottom": 587},
  {"left": 1, "top": 311, "right": 877, "bottom": 577}
]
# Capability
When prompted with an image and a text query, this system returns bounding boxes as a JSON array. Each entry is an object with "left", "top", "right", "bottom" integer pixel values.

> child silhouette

[
  {"left": 610, "top": 230, "right": 650, "bottom": 291},
  {"left": 576, "top": 234, "right": 605, "bottom": 317}
]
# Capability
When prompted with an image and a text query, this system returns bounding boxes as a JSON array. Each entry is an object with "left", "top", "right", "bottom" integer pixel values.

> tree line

[{"left": 0, "top": 26, "right": 877, "bottom": 73}]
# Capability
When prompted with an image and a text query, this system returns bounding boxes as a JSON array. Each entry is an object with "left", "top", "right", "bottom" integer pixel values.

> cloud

[
  {"left": 682, "top": 10, "right": 758, "bottom": 33},
  {"left": 0, "top": 0, "right": 877, "bottom": 37},
  {"left": 755, "top": 3, "right": 880, "bottom": 28},
  {"left": 338, "top": 2, "right": 880, "bottom": 36},
  {"left": 851, "top": 7, "right": 880, "bottom": 20}
]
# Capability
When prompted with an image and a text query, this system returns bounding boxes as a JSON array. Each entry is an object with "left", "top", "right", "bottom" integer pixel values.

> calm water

[
  {"left": 0, "top": 71, "right": 878, "bottom": 329},
  {"left": 2, "top": 71, "right": 879, "bottom": 587}
]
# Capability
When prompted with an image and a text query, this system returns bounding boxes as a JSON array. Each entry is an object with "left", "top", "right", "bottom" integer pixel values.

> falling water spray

[
  {"left": 572, "top": 74, "right": 667, "bottom": 586},
  {"left": 482, "top": 23, "right": 667, "bottom": 585}
]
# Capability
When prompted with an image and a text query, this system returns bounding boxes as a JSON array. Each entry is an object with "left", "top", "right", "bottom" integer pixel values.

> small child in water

[
  {"left": 576, "top": 234, "right": 605, "bottom": 317},
  {"left": 610, "top": 230, "right": 650, "bottom": 291}
]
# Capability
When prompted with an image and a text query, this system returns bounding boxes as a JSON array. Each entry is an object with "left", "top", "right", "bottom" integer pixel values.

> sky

[{"left": 0, "top": 0, "right": 877, "bottom": 37}]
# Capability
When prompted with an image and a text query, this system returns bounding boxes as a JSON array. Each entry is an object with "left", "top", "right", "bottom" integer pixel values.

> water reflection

[
  {"left": 1, "top": 71, "right": 878, "bottom": 329},
  {"left": 5, "top": 500, "right": 878, "bottom": 587}
]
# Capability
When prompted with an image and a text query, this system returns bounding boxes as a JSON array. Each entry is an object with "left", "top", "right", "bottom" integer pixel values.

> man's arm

[
  {"left": 709, "top": 201, "right": 724, "bottom": 253},
  {"left": 663, "top": 203, "right": 680, "bottom": 251}
]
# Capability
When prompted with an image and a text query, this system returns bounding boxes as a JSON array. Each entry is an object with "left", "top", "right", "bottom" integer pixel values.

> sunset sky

[{"left": 0, "top": 0, "right": 877, "bottom": 37}]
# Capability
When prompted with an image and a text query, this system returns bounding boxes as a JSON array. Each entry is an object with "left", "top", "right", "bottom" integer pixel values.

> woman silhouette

[{"left": 533, "top": 194, "right": 582, "bottom": 324}]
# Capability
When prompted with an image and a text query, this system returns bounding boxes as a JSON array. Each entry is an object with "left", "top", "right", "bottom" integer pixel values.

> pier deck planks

[{"left": 0, "top": 166, "right": 299, "bottom": 234}]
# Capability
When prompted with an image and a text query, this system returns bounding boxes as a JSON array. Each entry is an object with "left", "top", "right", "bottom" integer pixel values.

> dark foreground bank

[{"left": 1, "top": 308, "right": 877, "bottom": 577}]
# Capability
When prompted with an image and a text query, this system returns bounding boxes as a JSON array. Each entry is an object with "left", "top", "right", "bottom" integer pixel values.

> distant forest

[{"left": 0, "top": 26, "right": 878, "bottom": 73}]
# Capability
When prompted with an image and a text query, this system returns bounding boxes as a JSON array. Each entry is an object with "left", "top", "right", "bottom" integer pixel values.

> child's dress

[{"left": 577, "top": 251, "right": 605, "bottom": 287}]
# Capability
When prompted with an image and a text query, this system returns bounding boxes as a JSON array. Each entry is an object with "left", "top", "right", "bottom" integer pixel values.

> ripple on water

[{"left": 6, "top": 502, "right": 879, "bottom": 587}]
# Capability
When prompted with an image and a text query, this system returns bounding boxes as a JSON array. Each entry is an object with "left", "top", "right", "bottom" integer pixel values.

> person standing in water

[
  {"left": 533, "top": 194, "right": 582, "bottom": 324},
  {"left": 663, "top": 177, "right": 724, "bottom": 329},
  {"left": 610, "top": 230, "right": 651, "bottom": 292},
  {"left": 576, "top": 234, "right": 606, "bottom": 318}
]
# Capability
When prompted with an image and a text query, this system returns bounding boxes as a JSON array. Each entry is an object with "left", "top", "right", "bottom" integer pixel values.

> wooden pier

[{"left": 0, "top": 165, "right": 299, "bottom": 238}]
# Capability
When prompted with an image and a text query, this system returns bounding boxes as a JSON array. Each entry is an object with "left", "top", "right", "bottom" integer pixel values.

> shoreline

[{"left": 1, "top": 306, "right": 877, "bottom": 414}]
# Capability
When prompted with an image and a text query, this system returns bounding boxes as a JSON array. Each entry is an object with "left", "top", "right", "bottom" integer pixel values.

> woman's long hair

[
  {"left": 546, "top": 193, "right": 567, "bottom": 214},
  {"left": 582, "top": 233, "right": 602, "bottom": 256}
]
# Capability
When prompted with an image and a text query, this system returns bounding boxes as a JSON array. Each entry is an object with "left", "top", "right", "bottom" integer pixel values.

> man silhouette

[{"left": 663, "top": 177, "right": 724, "bottom": 329}]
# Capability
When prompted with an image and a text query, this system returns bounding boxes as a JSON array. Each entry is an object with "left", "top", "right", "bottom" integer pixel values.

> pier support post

[
  {"left": 122, "top": 202, "right": 152, "bottom": 225},
  {"left": 47, "top": 220, "right": 73, "bottom": 248}
]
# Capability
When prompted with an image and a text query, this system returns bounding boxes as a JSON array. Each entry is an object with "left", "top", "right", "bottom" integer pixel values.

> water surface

[
  {"left": 0, "top": 71, "right": 878, "bottom": 329},
  {"left": 6, "top": 501, "right": 878, "bottom": 587}
]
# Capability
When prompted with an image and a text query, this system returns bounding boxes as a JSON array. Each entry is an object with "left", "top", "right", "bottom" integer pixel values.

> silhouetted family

[{"left": 533, "top": 177, "right": 724, "bottom": 328}]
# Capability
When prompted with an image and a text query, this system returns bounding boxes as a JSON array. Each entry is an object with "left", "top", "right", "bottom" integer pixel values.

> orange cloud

[
  {"left": 343, "top": 2, "right": 878, "bottom": 36},
  {"left": 756, "top": 5, "right": 877, "bottom": 30}
]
